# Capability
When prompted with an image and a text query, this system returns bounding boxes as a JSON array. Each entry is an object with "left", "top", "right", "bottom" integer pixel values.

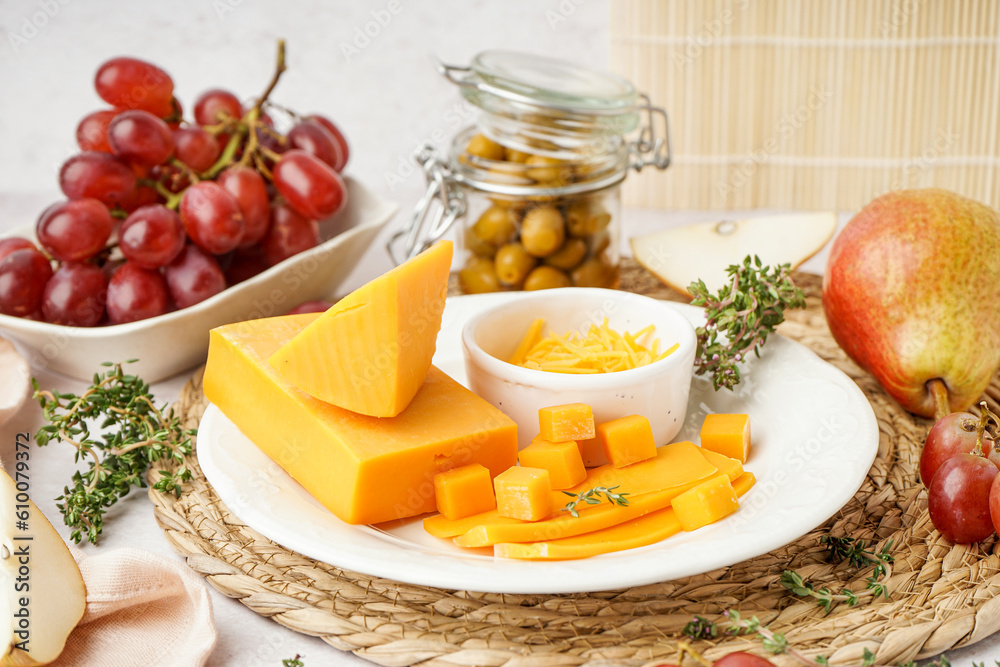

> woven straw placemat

[{"left": 149, "top": 262, "right": 1000, "bottom": 666}]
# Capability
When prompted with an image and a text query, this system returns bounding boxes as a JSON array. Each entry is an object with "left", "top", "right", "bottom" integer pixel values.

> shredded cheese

[{"left": 514, "top": 317, "right": 679, "bottom": 374}]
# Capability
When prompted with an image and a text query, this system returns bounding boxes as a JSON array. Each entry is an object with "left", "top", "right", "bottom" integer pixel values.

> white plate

[
  {"left": 198, "top": 293, "right": 879, "bottom": 594},
  {"left": 0, "top": 177, "right": 397, "bottom": 383}
]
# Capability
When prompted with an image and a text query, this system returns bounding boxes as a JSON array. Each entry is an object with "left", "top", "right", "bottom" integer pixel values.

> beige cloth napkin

[{"left": 56, "top": 546, "right": 216, "bottom": 666}]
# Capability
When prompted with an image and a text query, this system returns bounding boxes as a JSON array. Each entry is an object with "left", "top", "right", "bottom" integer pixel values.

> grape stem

[
  {"left": 975, "top": 400, "right": 1000, "bottom": 456},
  {"left": 168, "top": 157, "right": 201, "bottom": 184},
  {"left": 252, "top": 39, "right": 287, "bottom": 113},
  {"left": 927, "top": 378, "right": 950, "bottom": 421},
  {"left": 150, "top": 181, "right": 183, "bottom": 210},
  {"left": 673, "top": 642, "right": 711, "bottom": 667}
]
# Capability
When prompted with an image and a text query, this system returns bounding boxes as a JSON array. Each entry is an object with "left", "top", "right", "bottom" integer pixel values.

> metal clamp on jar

[{"left": 388, "top": 50, "right": 670, "bottom": 293}]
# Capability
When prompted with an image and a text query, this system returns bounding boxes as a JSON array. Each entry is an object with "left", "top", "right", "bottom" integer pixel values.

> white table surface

[{"left": 1, "top": 1, "right": 997, "bottom": 664}]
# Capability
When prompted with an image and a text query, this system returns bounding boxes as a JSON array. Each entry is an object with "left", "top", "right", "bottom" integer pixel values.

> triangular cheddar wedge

[{"left": 269, "top": 240, "right": 453, "bottom": 417}]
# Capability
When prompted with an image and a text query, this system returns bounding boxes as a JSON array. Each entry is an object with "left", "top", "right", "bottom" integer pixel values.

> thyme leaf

[
  {"left": 561, "top": 485, "right": 629, "bottom": 518},
  {"left": 689, "top": 255, "right": 805, "bottom": 391},
  {"left": 33, "top": 361, "right": 195, "bottom": 545},
  {"left": 781, "top": 537, "right": 894, "bottom": 611}
]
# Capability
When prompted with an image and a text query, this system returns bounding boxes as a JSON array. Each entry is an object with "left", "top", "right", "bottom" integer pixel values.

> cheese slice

[
  {"left": 268, "top": 240, "right": 453, "bottom": 417},
  {"left": 205, "top": 312, "right": 518, "bottom": 525},
  {"left": 493, "top": 472, "right": 757, "bottom": 560},
  {"left": 423, "top": 441, "right": 718, "bottom": 539}
]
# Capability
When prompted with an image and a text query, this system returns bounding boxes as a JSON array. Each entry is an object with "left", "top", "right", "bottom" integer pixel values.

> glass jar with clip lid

[{"left": 387, "top": 50, "right": 671, "bottom": 293}]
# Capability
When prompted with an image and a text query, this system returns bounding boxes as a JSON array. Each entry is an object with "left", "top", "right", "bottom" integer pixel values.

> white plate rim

[{"left": 197, "top": 292, "right": 879, "bottom": 594}]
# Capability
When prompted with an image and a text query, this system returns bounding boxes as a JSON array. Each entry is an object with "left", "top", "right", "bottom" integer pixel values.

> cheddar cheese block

[
  {"left": 268, "top": 240, "right": 452, "bottom": 417},
  {"left": 205, "top": 312, "right": 518, "bottom": 525}
]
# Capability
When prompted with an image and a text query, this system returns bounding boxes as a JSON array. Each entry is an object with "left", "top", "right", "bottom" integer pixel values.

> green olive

[
  {"left": 544, "top": 238, "right": 587, "bottom": 270},
  {"left": 591, "top": 231, "right": 612, "bottom": 257},
  {"left": 472, "top": 206, "right": 517, "bottom": 246},
  {"left": 464, "top": 225, "right": 497, "bottom": 258},
  {"left": 565, "top": 199, "right": 612, "bottom": 238},
  {"left": 465, "top": 134, "right": 505, "bottom": 161},
  {"left": 523, "top": 265, "right": 571, "bottom": 291},
  {"left": 488, "top": 195, "right": 528, "bottom": 212},
  {"left": 571, "top": 257, "right": 619, "bottom": 288},
  {"left": 525, "top": 155, "right": 571, "bottom": 184},
  {"left": 520, "top": 206, "right": 566, "bottom": 258},
  {"left": 459, "top": 257, "right": 502, "bottom": 294},
  {"left": 504, "top": 147, "right": 531, "bottom": 163},
  {"left": 494, "top": 243, "right": 537, "bottom": 287}
]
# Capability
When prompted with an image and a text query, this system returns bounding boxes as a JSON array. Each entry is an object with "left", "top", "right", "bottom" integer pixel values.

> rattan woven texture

[{"left": 149, "top": 264, "right": 1000, "bottom": 666}]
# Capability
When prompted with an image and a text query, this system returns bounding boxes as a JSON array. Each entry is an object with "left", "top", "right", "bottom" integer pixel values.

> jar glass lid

[{"left": 468, "top": 51, "right": 638, "bottom": 114}]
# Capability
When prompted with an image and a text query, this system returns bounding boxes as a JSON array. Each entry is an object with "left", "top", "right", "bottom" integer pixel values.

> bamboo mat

[
  {"left": 148, "top": 262, "right": 1000, "bottom": 666},
  {"left": 610, "top": 0, "right": 1000, "bottom": 212}
]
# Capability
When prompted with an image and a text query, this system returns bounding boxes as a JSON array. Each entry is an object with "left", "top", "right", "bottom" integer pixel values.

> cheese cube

[
  {"left": 519, "top": 437, "right": 587, "bottom": 489},
  {"left": 204, "top": 313, "right": 518, "bottom": 525},
  {"left": 538, "top": 403, "right": 595, "bottom": 442},
  {"left": 577, "top": 436, "right": 608, "bottom": 467},
  {"left": 494, "top": 467, "right": 553, "bottom": 521},
  {"left": 700, "top": 413, "right": 751, "bottom": 463},
  {"left": 434, "top": 464, "right": 496, "bottom": 521},
  {"left": 672, "top": 475, "right": 740, "bottom": 531},
  {"left": 597, "top": 414, "right": 656, "bottom": 468}
]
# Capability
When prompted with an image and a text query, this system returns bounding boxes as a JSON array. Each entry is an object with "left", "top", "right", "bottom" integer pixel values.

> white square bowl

[{"left": 0, "top": 177, "right": 397, "bottom": 383}]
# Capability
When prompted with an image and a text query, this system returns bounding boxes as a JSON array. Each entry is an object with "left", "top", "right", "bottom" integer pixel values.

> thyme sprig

[
  {"left": 282, "top": 656, "right": 305, "bottom": 667},
  {"left": 689, "top": 255, "right": 806, "bottom": 390},
  {"left": 682, "top": 611, "right": 944, "bottom": 667},
  {"left": 781, "top": 538, "right": 894, "bottom": 611},
  {"left": 821, "top": 535, "right": 894, "bottom": 571},
  {"left": 33, "top": 361, "right": 195, "bottom": 545},
  {"left": 561, "top": 485, "right": 629, "bottom": 518},
  {"left": 682, "top": 611, "right": 792, "bottom": 657}
]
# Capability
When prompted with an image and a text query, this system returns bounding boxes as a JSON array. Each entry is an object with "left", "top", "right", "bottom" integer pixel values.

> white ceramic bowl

[
  {"left": 0, "top": 177, "right": 397, "bottom": 383},
  {"left": 461, "top": 287, "right": 697, "bottom": 450}
]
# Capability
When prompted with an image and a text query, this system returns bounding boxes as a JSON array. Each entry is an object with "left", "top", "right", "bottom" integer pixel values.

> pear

[
  {"left": 822, "top": 188, "right": 1000, "bottom": 418},
  {"left": 0, "top": 339, "right": 30, "bottom": 426},
  {"left": 631, "top": 212, "right": 837, "bottom": 297},
  {"left": 1, "top": 468, "right": 87, "bottom": 665}
]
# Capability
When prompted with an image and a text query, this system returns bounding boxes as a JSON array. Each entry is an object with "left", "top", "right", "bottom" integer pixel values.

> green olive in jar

[
  {"left": 571, "top": 256, "right": 619, "bottom": 288},
  {"left": 525, "top": 155, "right": 572, "bottom": 184},
  {"left": 523, "top": 265, "right": 572, "bottom": 291},
  {"left": 472, "top": 206, "right": 517, "bottom": 246},
  {"left": 464, "top": 225, "right": 497, "bottom": 258},
  {"left": 488, "top": 195, "right": 528, "bottom": 212},
  {"left": 466, "top": 133, "right": 505, "bottom": 161},
  {"left": 520, "top": 206, "right": 566, "bottom": 258},
  {"left": 504, "top": 147, "right": 531, "bottom": 163},
  {"left": 494, "top": 242, "right": 537, "bottom": 287},
  {"left": 544, "top": 237, "right": 587, "bottom": 270},
  {"left": 591, "top": 230, "right": 612, "bottom": 257},
  {"left": 459, "top": 257, "right": 502, "bottom": 294},
  {"left": 565, "top": 199, "right": 612, "bottom": 238}
]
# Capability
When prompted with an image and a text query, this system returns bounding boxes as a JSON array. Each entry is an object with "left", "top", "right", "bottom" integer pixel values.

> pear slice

[
  {"left": 0, "top": 339, "right": 30, "bottom": 426},
  {"left": 631, "top": 213, "right": 837, "bottom": 296},
  {"left": 1, "top": 468, "right": 86, "bottom": 666}
]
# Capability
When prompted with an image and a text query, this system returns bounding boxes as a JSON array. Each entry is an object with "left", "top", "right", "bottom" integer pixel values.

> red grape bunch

[
  {"left": 0, "top": 40, "right": 349, "bottom": 326},
  {"left": 921, "top": 403, "right": 1000, "bottom": 543}
]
